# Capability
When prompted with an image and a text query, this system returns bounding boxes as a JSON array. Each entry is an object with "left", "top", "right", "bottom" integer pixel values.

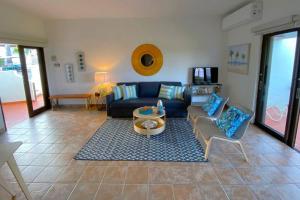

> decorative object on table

[
  {"left": 75, "top": 118, "right": 205, "bottom": 162},
  {"left": 64, "top": 63, "right": 74, "bottom": 82},
  {"left": 141, "top": 120, "right": 158, "bottom": 129},
  {"left": 227, "top": 43, "right": 251, "bottom": 75},
  {"left": 131, "top": 44, "right": 163, "bottom": 76},
  {"left": 76, "top": 51, "right": 86, "bottom": 71},
  {"left": 138, "top": 106, "right": 153, "bottom": 115},
  {"left": 94, "top": 72, "right": 111, "bottom": 110},
  {"left": 157, "top": 100, "right": 164, "bottom": 115}
]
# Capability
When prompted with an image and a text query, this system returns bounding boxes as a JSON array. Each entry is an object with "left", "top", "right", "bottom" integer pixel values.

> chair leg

[
  {"left": 204, "top": 138, "right": 213, "bottom": 161},
  {"left": 237, "top": 141, "right": 249, "bottom": 162}
]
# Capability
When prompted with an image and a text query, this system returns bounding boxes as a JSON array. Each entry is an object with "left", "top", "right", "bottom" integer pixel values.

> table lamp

[{"left": 94, "top": 72, "right": 110, "bottom": 110}]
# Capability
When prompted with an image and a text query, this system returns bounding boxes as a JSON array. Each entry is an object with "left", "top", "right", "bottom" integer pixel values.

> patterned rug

[{"left": 75, "top": 118, "right": 206, "bottom": 162}]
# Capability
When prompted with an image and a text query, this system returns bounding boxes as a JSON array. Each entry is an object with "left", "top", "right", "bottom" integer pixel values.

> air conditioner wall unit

[{"left": 222, "top": 1, "right": 263, "bottom": 31}]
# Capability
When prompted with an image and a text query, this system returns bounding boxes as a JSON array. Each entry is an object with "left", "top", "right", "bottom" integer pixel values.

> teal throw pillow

[
  {"left": 215, "top": 106, "right": 250, "bottom": 138},
  {"left": 173, "top": 86, "right": 185, "bottom": 100},
  {"left": 113, "top": 85, "right": 123, "bottom": 100},
  {"left": 122, "top": 85, "right": 138, "bottom": 100},
  {"left": 207, "top": 94, "right": 223, "bottom": 116},
  {"left": 158, "top": 84, "right": 174, "bottom": 100},
  {"left": 201, "top": 94, "right": 216, "bottom": 112}
]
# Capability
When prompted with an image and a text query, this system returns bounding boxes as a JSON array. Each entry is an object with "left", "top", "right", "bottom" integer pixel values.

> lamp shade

[{"left": 94, "top": 72, "right": 108, "bottom": 83}]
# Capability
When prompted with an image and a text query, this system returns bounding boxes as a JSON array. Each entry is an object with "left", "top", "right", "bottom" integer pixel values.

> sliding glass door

[
  {"left": 19, "top": 46, "right": 50, "bottom": 117},
  {"left": 256, "top": 28, "right": 300, "bottom": 149}
]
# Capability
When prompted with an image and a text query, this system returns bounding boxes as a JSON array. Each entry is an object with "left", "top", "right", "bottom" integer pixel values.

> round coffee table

[{"left": 133, "top": 107, "right": 166, "bottom": 138}]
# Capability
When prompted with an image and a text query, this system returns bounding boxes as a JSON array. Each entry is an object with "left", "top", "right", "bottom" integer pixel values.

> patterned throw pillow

[
  {"left": 200, "top": 93, "right": 223, "bottom": 116},
  {"left": 215, "top": 106, "right": 250, "bottom": 138},
  {"left": 207, "top": 94, "right": 223, "bottom": 116},
  {"left": 173, "top": 86, "right": 185, "bottom": 100},
  {"left": 201, "top": 94, "right": 215, "bottom": 112},
  {"left": 122, "top": 85, "right": 138, "bottom": 100},
  {"left": 113, "top": 85, "right": 123, "bottom": 100},
  {"left": 158, "top": 84, "right": 174, "bottom": 100}
]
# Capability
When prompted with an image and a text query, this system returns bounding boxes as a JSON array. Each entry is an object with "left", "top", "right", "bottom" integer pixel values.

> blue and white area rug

[{"left": 75, "top": 118, "right": 205, "bottom": 162}]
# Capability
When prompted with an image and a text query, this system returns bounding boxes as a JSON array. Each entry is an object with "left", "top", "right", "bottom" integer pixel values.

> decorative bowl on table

[{"left": 141, "top": 120, "right": 158, "bottom": 129}]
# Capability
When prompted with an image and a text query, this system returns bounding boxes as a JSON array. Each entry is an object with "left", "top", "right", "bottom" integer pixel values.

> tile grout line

[
  {"left": 65, "top": 163, "right": 88, "bottom": 200},
  {"left": 92, "top": 165, "right": 108, "bottom": 200}
]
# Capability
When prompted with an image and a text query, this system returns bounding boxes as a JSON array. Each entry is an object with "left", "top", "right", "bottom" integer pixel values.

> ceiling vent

[{"left": 222, "top": 1, "right": 263, "bottom": 31}]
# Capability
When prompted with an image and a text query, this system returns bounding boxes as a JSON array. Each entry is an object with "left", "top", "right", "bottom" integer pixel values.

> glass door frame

[
  {"left": 255, "top": 28, "right": 300, "bottom": 148},
  {"left": 18, "top": 45, "right": 50, "bottom": 117}
]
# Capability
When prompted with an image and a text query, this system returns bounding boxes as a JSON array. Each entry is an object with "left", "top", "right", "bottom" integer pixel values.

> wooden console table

[{"left": 49, "top": 94, "right": 92, "bottom": 110}]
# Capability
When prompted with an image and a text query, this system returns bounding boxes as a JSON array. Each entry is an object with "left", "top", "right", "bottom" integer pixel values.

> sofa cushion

[
  {"left": 117, "top": 82, "right": 139, "bottom": 97},
  {"left": 122, "top": 85, "right": 138, "bottom": 100},
  {"left": 139, "top": 82, "right": 160, "bottom": 97},
  {"left": 158, "top": 84, "right": 175, "bottom": 100},
  {"left": 110, "top": 98, "right": 186, "bottom": 110},
  {"left": 161, "top": 98, "right": 186, "bottom": 109},
  {"left": 137, "top": 82, "right": 182, "bottom": 98}
]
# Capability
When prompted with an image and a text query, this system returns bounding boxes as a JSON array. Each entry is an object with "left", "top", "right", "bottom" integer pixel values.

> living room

[{"left": 1, "top": 0, "right": 300, "bottom": 199}]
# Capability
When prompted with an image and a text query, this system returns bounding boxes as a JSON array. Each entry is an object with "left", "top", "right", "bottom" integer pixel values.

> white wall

[
  {"left": 0, "top": 1, "right": 46, "bottom": 44},
  {"left": 222, "top": 0, "right": 300, "bottom": 110},
  {"left": 45, "top": 17, "right": 224, "bottom": 103}
]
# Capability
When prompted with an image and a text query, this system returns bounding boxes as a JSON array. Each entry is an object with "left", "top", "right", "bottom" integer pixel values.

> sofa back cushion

[
  {"left": 117, "top": 82, "right": 181, "bottom": 98},
  {"left": 139, "top": 82, "right": 181, "bottom": 97}
]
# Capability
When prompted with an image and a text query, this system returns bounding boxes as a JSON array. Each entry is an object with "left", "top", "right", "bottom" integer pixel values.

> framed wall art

[{"left": 227, "top": 43, "right": 251, "bottom": 75}]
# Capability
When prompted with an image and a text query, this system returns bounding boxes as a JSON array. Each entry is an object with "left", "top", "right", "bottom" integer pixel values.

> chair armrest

[{"left": 184, "top": 89, "right": 191, "bottom": 106}]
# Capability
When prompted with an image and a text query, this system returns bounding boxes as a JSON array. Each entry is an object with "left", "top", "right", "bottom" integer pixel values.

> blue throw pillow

[
  {"left": 158, "top": 84, "right": 174, "bottom": 100},
  {"left": 201, "top": 94, "right": 216, "bottom": 112},
  {"left": 173, "top": 86, "right": 185, "bottom": 100},
  {"left": 207, "top": 94, "right": 223, "bottom": 116},
  {"left": 122, "top": 85, "right": 137, "bottom": 100},
  {"left": 215, "top": 106, "right": 250, "bottom": 138},
  {"left": 113, "top": 85, "right": 123, "bottom": 100},
  {"left": 201, "top": 93, "right": 223, "bottom": 116}
]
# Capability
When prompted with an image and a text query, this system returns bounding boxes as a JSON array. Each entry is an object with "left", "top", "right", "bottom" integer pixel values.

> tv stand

[{"left": 189, "top": 84, "right": 222, "bottom": 106}]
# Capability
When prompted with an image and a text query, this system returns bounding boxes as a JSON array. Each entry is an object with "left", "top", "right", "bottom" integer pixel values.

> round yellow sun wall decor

[{"left": 131, "top": 44, "right": 163, "bottom": 76}]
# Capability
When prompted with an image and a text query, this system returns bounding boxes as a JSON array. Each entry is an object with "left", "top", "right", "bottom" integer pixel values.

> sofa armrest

[
  {"left": 106, "top": 93, "right": 114, "bottom": 109},
  {"left": 184, "top": 89, "right": 191, "bottom": 106}
]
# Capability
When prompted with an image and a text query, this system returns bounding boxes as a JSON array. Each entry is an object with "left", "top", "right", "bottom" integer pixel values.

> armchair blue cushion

[{"left": 215, "top": 106, "right": 250, "bottom": 138}]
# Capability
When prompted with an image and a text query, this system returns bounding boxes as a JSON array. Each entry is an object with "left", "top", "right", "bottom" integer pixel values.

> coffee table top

[{"left": 133, "top": 107, "right": 165, "bottom": 119}]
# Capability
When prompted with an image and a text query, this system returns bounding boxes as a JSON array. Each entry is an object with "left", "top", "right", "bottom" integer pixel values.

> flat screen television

[{"left": 192, "top": 67, "right": 218, "bottom": 85}]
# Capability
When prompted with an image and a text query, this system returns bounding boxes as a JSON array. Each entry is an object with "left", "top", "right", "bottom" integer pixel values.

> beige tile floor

[{"left": 1, "top": 108, "right": 300, "bottom": 200}]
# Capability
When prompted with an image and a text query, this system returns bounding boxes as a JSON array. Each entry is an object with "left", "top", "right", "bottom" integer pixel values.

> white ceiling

[{"left": 1, "top": 0, "right": 251, "bottom": 19}]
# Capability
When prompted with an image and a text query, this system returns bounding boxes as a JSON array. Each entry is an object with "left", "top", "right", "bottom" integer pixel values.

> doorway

[
  {"left": 256, "top": 28, "right": 300, "bottom": 150},
  {"left": 0, "top": 43, "right": 50, "bottom": 128}
]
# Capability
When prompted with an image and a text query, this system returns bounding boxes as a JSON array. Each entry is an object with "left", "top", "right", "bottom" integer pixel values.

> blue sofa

[{"left": 106, "top": 82, "right": 191, "bottom": 118}]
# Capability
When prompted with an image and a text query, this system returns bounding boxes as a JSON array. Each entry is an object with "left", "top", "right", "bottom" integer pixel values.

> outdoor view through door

[
  {"left": 23, "top": 48, "right": 45, "bottom": 110},
  {"left": 256, "top": 29, "right": 300, "bottom": 151},
  {"left": 263, "top": 31, "right": 297, "bottom": 135},
  {"left": 0, "top": 43, "right": 49, "bottom": 128}
]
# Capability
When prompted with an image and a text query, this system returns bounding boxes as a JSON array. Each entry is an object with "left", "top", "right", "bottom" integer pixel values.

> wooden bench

[{"left": 49, "top": 94, "right": 92, "bottom": 110}]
